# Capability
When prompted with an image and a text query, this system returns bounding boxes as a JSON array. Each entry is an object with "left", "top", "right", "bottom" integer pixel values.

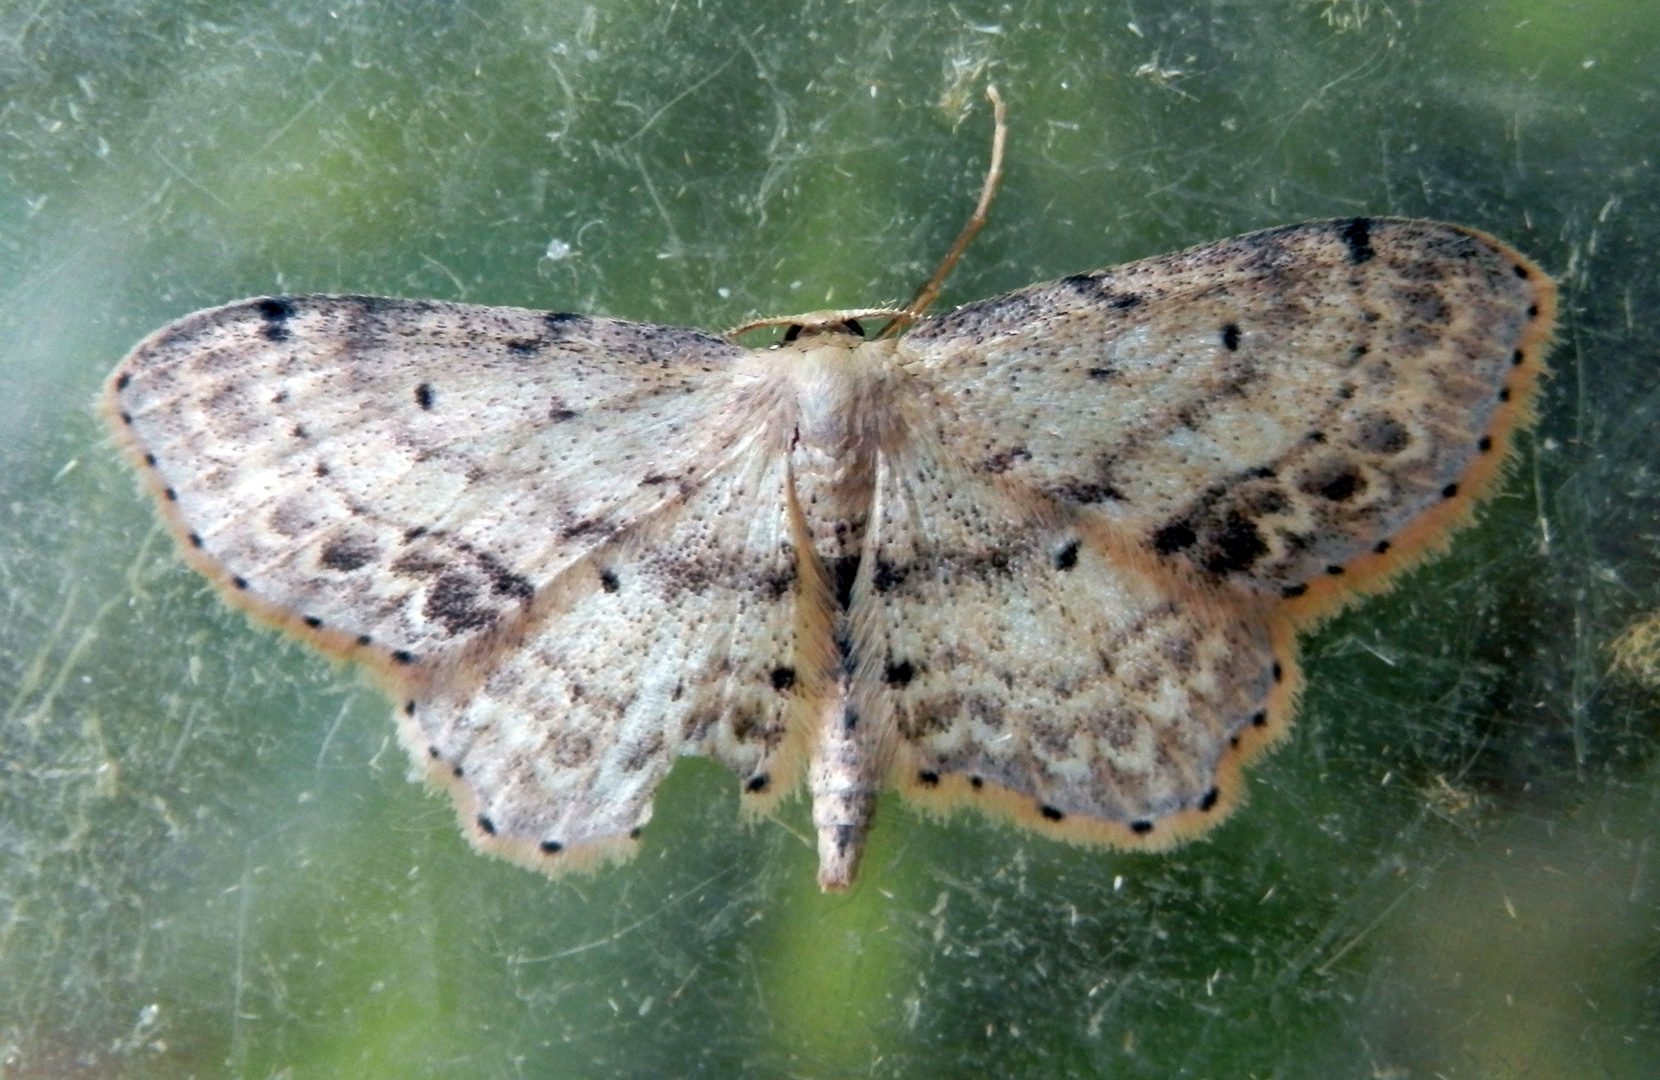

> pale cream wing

[
  {"left": 850, "top": 436, "right": 1288, "bottom": 847},
  {"left": 105, "top": 296, "right": 750, "bottom": 670},
  {"left": 898, "top": 219, "right": 1555, "bottom": 603},
  {"left": 403, "top": 439, "right": 834, "bottom": 867}
]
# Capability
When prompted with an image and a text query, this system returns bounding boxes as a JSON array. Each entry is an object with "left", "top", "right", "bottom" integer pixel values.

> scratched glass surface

[{"left": 2, "top": 1, "right": 1657, "bottom": 1077}]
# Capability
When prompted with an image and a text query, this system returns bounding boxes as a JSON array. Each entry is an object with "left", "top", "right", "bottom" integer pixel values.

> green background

[{"left": 4, "top": 0, "right": 1659, "bottom": 1076}]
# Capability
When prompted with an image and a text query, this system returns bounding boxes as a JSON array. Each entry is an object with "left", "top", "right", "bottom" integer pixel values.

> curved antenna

[
  {"left": 880, "top": 84, "right": 1008, "bottom": 337},
  {"left": 724, "top": 308, "right": 916, "bottom": 341}
]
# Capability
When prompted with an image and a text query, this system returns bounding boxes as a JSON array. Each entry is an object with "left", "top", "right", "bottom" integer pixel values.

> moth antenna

[{"left": 882, "top": 84, "right": 1008, "bottom": 337}]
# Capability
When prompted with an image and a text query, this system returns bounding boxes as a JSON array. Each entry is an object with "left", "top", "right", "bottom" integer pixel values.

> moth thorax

[{"left": 785, "top": 339, "right": 893, "bottom": 563}]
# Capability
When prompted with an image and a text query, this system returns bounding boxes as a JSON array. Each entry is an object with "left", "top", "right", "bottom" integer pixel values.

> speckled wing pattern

[
  {"left": 412, "top": 442, "right": 828, "bottom": 864},
  {"left": 849, "top": 435, "right": 1281, "bottom": 848},
  {"left": 106, "top": 296, "right": 829, "bottom": 867},
  {"left": 882, "top": 218, "right": 1553, "bottom": 846},
  {"left": 105, "top": 217, "right": 1555, "bottom": 887}
]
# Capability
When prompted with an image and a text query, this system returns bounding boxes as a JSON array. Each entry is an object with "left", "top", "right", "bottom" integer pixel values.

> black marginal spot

[
  {"left": 1478, "top": 436, "right": 1493, "bottom": 452},
  {"left": 291, "top": 424, "right": 308, "bottom": 439},
  {"left": 116, "top": 372, "right": 131, "bottom": 390},
  {"left": 540, "top": 840, "right": 563, "bottom": 854},
  {"left": 745, "top": 773, "right": 770, "bottom": 794},
  {"left": 303, "top": 615, "right": 323, "bottom": 628},
  {"left": 1282, "top": 584, "right": 1307, "bottom": 598},
  {"left": 257, "top": 297, "right": 295, "bottom": 341},
  {"left": 405, "top": 700, "right": 417, "bottom": 716},
  {"left": 1308, "top": 431, "right": 1327, "bottom": 444},
  {"left": 832, "top": 555, "right": 861, "bottom": 609},
  {"left": 257, "top": 297, "right": 295, "bottom": 320},
  {"left": 1375, "top": 540, "right": 1392, "bottom": 554},
  {"left": 1499, "top": 388, "right": 1511, "bottom": 402},
  {"left": 770, "top": 666, "right": 796, "bottom": 691},
  {"left": 1199, "top": 787, "right": 1220, "bottom": 812},
  {"left": 164, "top": 487, "right": 178, "bottom": 501},
  {"left": 599, "top": 568, "right": 620, "bottom": 593},
  {"left": 970, "top": 776, "right": 984, "bottom": 790},
  {"left": 1514, "top": 264, "right": 1530, "bottom": 279},
  {"left": 1340, "top": 218, "right": 1375, "bottom": 264},
  {"left": 1326, "top": 565, "right": 1345, "bottom": 576},
  {"left": 232, "top": 576, "right": 249, "bottom": 590},
  {"left": 143, "top": 452, "right": 157, "bottom": 466},
  {"left": 1527, "top": 304, "right": 1539, "bottom": 318},
  {"left": 477, "top": 815, "right": 496, "bottom": 835},
  {"left": 918, "top": 770, "right": 940, "bottom": 787},
  {"left": 1154, "top": 522, "right": 1197, "bottom": 554},
  {"left": 1442, "top": 483, "right": 1459, "bottom": 499},
  {"left": 884, "top": 660, "right": 915, "bottom": 687},
  {"left": 841, "top": 318, "right": 866, "bottom": 337},
  {"left": 120, "top": 412, "right": 132, "bottom": 425},
  {"left": 629, "top": 827, "right": 642, "bottom": 840},
  {"left": 1039, "top": 804, "right": 1065, "bottom": 822},
  {"left": 1221, "top": 322, "right": 1241, "bottom": 351},
  {"left": 315, "top": 462, "right": 330, "bottom": 477},
  {"left": 1054, "top": 539, "right": 1080, "bottom": 571},
  {"left": 188, "top": 532, "right": 203, "bottom": 548},
  {"left": 414, "top": 383, "right": 436, "bottom": 410},
  {"left": 357, "top": 634, "right": 372, "bottom": 646},
  {"left": 1272, "top": 662, "right": 1283, "bottom": 683},
  {"left": 452, "top": 764, "right": 464, "bottom": 778},
  {"left": 427, "top": 745, "right": 439, "bottom": 758},
  {"left": 1512, "top": 349, "right": 1525, "bottom": 366},
  {"left": 1251, "top": 710, "right": 1268, "bottom": 727},
  {"left": 392, "top": 650, "right": 416, "bottom": 665},
  {"left": 1130, "top": 819, "right": 1154, "bottom": 835}
]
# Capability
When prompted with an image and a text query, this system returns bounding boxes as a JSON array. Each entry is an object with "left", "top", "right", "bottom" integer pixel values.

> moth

[{"left": 104, "top": 97, "right": 1554, "bottom": 890}]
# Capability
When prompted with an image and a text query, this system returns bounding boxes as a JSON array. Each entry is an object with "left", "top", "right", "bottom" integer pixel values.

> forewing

[
  {"left": 899, "top": 219, "right": 1555, "bottom": 599},
  {"left": 403, "top": 441, "right": 830, "bottom": 867},
  {"left": 852, "top": 437, "right": 1287, "bottom": 847},
  {"left": 105, "top": 296, "right": 749, "bottom": 669}
]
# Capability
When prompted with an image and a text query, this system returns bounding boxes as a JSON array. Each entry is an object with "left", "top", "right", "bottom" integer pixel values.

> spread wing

[
  {"left": 404, "top": 441, "right": 835, "bottom": 868},
  {"left": 107, "top": 295, "right": 837, "bottom": 869},
  {"left": 105, "top": 296, "right": 752, "bottom": 672},
  {"left": 849, "top": 433, "right": 1289, "bottom": 847},
  {"left": 868, "top": 217, "right": 1554, "bottom": 844},
  {"left": 897, "top": 218, "right": 1555, "bottom": 614}
]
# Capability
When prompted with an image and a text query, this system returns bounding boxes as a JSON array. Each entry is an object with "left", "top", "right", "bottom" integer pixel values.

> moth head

[{"left": 725, "top": 307, "right": 915, "bottom": 344}]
